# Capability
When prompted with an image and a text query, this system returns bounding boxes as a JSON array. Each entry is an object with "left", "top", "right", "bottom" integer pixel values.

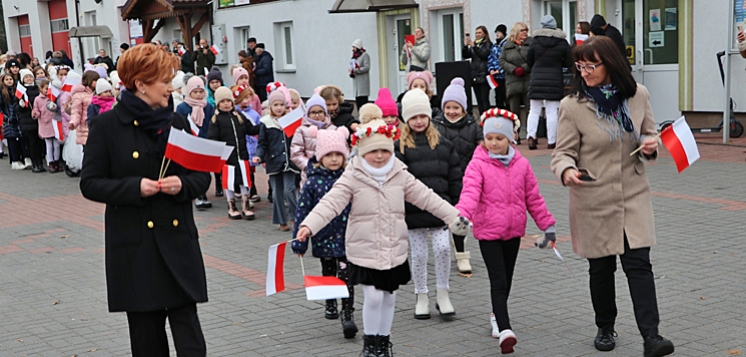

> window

[
  {"left": 239, "top": 27, "right": 251, "bottom": 48},
  {"left": 273, "top": 21, "right": 295, "bottom": 70},
  {"left": 435, "top": 9, "right": 464, "bottom": 63},
  {"left": 50, "top": 19, "right": 69, "bottom": 33},
  {"left": 541, "top": 0, "right": 578, "bottom": 40},
  {"left": 19, "top": 25, "right": 31, "bottom": 37}
]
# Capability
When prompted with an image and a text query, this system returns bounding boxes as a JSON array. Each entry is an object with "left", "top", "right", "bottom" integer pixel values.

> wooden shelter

[{"left": 120, "top": 0, "right": 211, "bottom": 47}]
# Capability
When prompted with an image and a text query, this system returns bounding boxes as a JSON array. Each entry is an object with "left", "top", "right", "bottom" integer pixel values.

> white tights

[
  {"left": 225, "top": 185, "right": 249, "bottom": 199},
  {"left": 45, "top": 138, "right": 61, "bottom": 164},
  {"left": 361, "top": 285, "right": 396, "bottom": 336},
  {"left": 526, "top": 99, "right": 560, "bottom": 144},
  {"left": 409, "top": 227, "right": 451, "bottom": 294}
]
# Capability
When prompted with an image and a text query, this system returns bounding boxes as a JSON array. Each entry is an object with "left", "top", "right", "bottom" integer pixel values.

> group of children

[{"left": 1, "top": 59, "right": 118, "bottom": 175}]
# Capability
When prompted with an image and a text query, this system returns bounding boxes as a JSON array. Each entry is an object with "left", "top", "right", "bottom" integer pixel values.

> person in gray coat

[
  {"left": 401, "top": 27, "right": 431, "bottom": 72},
  {"left": 350, "top": 39, "right": 371, "bottom": 111}
]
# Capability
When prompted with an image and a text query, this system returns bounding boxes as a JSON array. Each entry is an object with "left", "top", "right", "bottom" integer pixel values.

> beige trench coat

[{"left": 550, "top": 84, "right": 658, "bottom": 259}]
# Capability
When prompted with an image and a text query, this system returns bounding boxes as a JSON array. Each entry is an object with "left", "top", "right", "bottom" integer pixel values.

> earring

[{"left": 141, "top": 90, "right": 145, "bottom": 94}]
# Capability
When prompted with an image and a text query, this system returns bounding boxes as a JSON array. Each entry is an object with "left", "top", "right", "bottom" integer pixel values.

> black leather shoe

[
  {"left": 644, "top": 335, "right": 674, "bottom": 357},
  {"left": 340, "top": 307, "right": 358, "bottom": 339},
  {"left": 594, "top": 326, "right": 617, "bottom": 351},
  {"left": 527, "top": 136, "right": 538, "bottom": 150},
  {"left": 324, "top": 300, "right": 338, "bottom": 319}
]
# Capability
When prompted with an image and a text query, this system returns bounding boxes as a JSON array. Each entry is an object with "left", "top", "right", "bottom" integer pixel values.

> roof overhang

[
  {"left": 68, "top": 26, "right": 113, "bottom": 38},
  {"left": 329, "top": 0, "right": 418, "bottom": 14}
]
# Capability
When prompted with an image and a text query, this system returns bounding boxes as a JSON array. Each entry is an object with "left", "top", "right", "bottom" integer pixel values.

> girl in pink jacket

[
  {"left": 32, "top": 80, "right": 63, "bottom": 173},
  {"left": 456, "top": 108, "right": 556, "bottom": 354}
]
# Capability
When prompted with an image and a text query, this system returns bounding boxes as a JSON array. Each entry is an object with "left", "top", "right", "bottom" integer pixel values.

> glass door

[
  {"left": 440, "top": 11, "right": 464, "bottom": 63},
  {"left": 543, "top": 0, "right": 578, "bottom": 40},
  {"left": 386, "top": 14, "right": 412, "bottom": 94}
]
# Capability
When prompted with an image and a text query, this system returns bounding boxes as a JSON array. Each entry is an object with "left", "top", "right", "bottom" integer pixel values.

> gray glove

[
  {"left": 449, "top": 216, "right": 471, "bottom": 236},
  {"left": 535, "top": 225, "right": 557, "bottom": 249}
]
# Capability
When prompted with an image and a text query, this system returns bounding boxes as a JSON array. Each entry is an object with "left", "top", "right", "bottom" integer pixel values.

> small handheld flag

[
  {"left": 304, "top": 276, "right": 350, "bottom": 300},
  {"left": 660, "top": 116, "right": 700, "bottom": 173},
  {"left": 278, "top": 107, "right": 304, "bottom": 137},
  {"left": 487, "top": 75, "right": 499, "bottom": 89},
  {"left": 266, "top": 242, "right": 287, "bottom": 296},
  {"left": 47, "top": 85, "right": 61, "bottom": 102},
  {"left": 15, "top": 82, "right": 27, "bottom": 100},
  {"left": 178, "top": 47, "right": 186, "bottom": 56},
  {"left": 575, "top": 34, "right": 589, "bottom": 45},
  {"left": 238, "top": 160, "right": 252, "bottom": 188},
  {"left": 164, "top": 128, "right": 235, "bottom": 173},
  {"left": 52, "top": 120, "right": 65, "bottom": 142},
  {"left": 222, "top": 165, "right": 236, "bottom": 190},
  {"left": 210, "top": 44, "right": 221, "bottom": 55}
]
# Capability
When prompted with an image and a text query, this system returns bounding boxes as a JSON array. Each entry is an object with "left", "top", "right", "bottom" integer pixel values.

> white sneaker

[
  {"left": 498, "top": 329, "right": 517, "bottom": 354},
  {"left": 24, "top": 158, "right": 32, "bottom": 169},
  {"left": 11, "top": 161, "right": 25, "bottom": 170},
  {"left": 490, "top": 313, "right": 500, "bottom": 338}
]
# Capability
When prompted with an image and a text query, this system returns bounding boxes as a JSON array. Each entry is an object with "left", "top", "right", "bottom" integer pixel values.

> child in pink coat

[
  {"left": 32, "top": 80, "right": 64, "bottom": 173},
  {"left": 455, "top": 108, "right": 556, "bottom": 354}
]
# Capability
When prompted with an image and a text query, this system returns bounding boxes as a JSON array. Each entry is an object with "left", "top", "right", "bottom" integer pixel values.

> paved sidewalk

[{"left": 0, "top": 143, "right": 744, "bottom": 357}]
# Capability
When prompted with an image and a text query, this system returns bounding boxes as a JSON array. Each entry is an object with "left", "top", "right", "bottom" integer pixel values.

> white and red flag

[
  {"left": 210, "top": 44, "right": 221, "bottom": 55},
  {"left": 221, "top": 165, "right": 235, "bottom": 190},
  {"left": 61, "top": 71, "right": 82, "bottom": 92},
  {"left": 52, "top": 120, "right": 65, "bottom": 142},
  {"left": 660, "top": 116, "right": 700, "bottom": 173},
  {"left": 238, "top": 160, "right": 252, "bottom": 188},
  {"left": 164, "top": 128, "right": 234, "bottom": 173},
  {"left": 186, "top": 113, "right": 200, "bottom": 136},
  {"left": 178, "top": 47, "right": 186, "bottom": 56},
  {"left": 486, "top": 75, "right": 499, "bottom": 89},
  {"left": 304, "top": 276, "right": 350, "bottom": 301},
  {"left": 266, "top": 242, "right": 287, "bottom": 296},
  {"left": 278, "top": 107, "right": 304, "bottom": 137},
  {"left": 575, "top": 34, "right": 589, "bottom": 45},
  {"left": 47, "top": 85, "right": 61, "bottom": 102},
  {"left": 15, "top": 82, "right": 27, "bottom": 103}
]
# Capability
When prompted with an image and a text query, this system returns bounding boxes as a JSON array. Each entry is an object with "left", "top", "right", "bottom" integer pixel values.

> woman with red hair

[{"left": 79, "top": 44, "right": 211, "bottom": 356}]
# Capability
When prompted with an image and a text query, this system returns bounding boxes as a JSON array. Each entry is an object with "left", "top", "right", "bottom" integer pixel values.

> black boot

[
  {"left": 376, "top": 335, "right": 393, "bottom": 357},
  {"left": 643, "top": 335, "right": 674, "bottom": 357},
  {"left": 32, "top": 160, "right": 46, "bottom": 173},
  {"left": 341, "top": 307, "right": 358, "bottom": 339},
  {"left": 324, "top": 299, "right": 338, "bottom": 319},
  {"left": 594, "top": 325, "right": 616, "bottom": 351},
  {"left": 361, "top": 335, "right": 378, "bottom": 357},
  {"left": 214, "top": 174, "right": 224, "bottom": 197}
]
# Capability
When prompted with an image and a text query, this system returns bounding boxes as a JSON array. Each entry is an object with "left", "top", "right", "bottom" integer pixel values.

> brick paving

[{"left": 0, "top": 142, "right": 744, "bottom": 356}]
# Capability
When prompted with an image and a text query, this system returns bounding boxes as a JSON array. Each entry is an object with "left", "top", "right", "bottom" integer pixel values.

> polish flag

[
  {"left": 278, "top": 107, "right": 304, "bottom": 137},
  {"left": 266, "top": 242, "right": 287, "bottom": 296},
  {"left": 660, "top": 116, "right": 700, "bottom": 173},
  {"left": 210, "top": 44, "right": 221, "bottom": 55},
  {"left": 52, "top": 120, "right": 65, "bottom": 142},
  {"left": 164, "top": 128, "right": 235, "bottom": 173},
  {"left": 186, "top": 113, "right": 200, "bottom": 136},
  {"left": 61, "top": 72, "right": 82, "bottom": 92},
  {"left": 222, "top": 164, "right": 236, "bottom": 190},
  {"left": 47, "top": 85, "right": 61, "bottom": 102},
  {"left": 575, "top": 34, "right": 589, "bottom": 45},
  {"left": 238, "top": 160, "right": 252, "bottom": 188},
  {"left": 178, "top": 47, "right": 186, "bottom": 56},
  {"left": 15, "top": 82, "right": 27, "bottom": 100},
  {"left": 486, "top": 75, "right": 499, "bottom": 89},
  {"left": 304, "top": 276, "right": 350, "bottom": 300}
]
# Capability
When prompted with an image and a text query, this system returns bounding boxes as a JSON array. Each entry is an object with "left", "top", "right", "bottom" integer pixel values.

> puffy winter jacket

[
  {"left": 69, "top": 84, "right": 93, "bottom": 145},
  {"left": 456, "top": 145, "right": 555, "bottom": 240},
  {"left": 331, "top": 102, "right": 359, "bottom": 135},
  {"left": 254, "top": 51, "right": 275, "bottom": 89},
  {"left": 462, "top": 39, "right": 492, "bottom": 84},
  {"left": 207, "top": 109, "right": 260, "bottom": 165},
  {"left": 300, "top": 156, "right": 459, "bottom": 271},
  {"left": 432, "top": 112, "right": 483, "bottom": 175},
  {"left": 292, "top": 157, "right": 351, "bottom": 258},
  {"left": 487, "top": 39, "right": 508, "bottom": 79},
  {"left": 395, "top": 132, "right": 462, "bottom": 229},
  {"left": 1, "top": 90, "right": 20, "bottom": 139},
  {"left": 175, "top": 102, "right": 214, "bottom": 138},
  {"left": 255, "top": 115, "right": 299, "bottom": 175},
  {"left": 499, "top": 38, "right": 533, "bottom": 98},
  {"left": 32, "top": 95, "right": 55, "bottom": 138},
  {"left": 16, "top": 83, "right": 41, "bottom": 133},
  {"left": 526, "top": 28, "right": 574, "bottom": 101},
  {"left": 290, "top": 115, "right": 336, "bottom": 186}
]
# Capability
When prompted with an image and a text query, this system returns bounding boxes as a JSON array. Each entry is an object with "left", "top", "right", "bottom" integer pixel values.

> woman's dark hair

[
  {"left": 17, "top": 53, "right": 31, "bottom": 68},
  {"left": 571, "top": 36, "right": 636, "bottom": 99},
  {"left": 578, "top": 21, "right": 591, "bottom": 35},
  {"left": 46, "top": 51, "right": 53, "bottom": 59},
  {"left": 476, "top": 25, "right": 491, "bottom": 43},
  {"left": 59, "top": 49, "right": 69, "bottom": 58}
]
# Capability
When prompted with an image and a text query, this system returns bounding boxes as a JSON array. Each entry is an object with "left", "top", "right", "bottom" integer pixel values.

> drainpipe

[
  {"left": 724, "top": 0, "right": 735, "bottom": 143},
  {"left": 75, "top": 0, "right": 84, "bottom": 69}
]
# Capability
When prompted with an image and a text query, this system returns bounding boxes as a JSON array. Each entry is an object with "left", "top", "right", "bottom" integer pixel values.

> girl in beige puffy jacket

[{"left": 296, "top": 119, "right": 470, "bottom": 356}]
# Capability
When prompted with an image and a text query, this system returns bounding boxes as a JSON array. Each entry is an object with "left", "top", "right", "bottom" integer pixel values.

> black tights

[
  {"left": 321, "top": 257, "right": 354, "bottom": 309},
  {"left": 479, "top": 238, "right": 521, "bottom": 331}
]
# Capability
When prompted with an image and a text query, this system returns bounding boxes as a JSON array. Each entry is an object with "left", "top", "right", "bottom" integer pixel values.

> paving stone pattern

[{"left": 0, "top": 144, "right": 744, "bottom": 356}]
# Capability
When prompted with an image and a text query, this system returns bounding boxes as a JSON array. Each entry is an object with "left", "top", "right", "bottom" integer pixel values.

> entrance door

[
  {"left": 386, "top": 15, "right": 411, "bottom": 94},
  {"left": 623, "top": 0, "right": 680, "bottom": 124}
]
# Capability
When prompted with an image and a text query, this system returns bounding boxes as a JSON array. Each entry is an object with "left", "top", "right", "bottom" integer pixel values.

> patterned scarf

[{"left": 583, "top": 83, "right": 635, "bottom": 141}]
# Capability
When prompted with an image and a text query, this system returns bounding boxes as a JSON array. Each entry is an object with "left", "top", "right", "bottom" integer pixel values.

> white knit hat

[
  {"left": 19, "top": 69, "right": 34, "bottom": 82},
  {"left": 352, "top": 39, "right": 363, "bottom": 49},
  {"left": 95, "top": 78, "right": 113, "bottom": 95},
  {"left": 401, "top": 89, "right": 432, "bottom": 122},
  {"left": 172, "top": 70, "right": 186, "bottom": 89}
]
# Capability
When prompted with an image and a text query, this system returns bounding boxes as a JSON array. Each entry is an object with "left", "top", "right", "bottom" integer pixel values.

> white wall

[
  {"left": 210, "top": 0, "right": 379, "bottom": 99},
  {"left": 470, "top": 0, "right": 524, "bottom": 38}
]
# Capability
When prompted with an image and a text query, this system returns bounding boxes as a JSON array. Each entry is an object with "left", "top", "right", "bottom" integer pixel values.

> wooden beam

[
  {"left": 144, "top": 18, "right": 166, "bottom": 43},
  {"left": 191, "top": 12, "right": 209, "bottom": 35}
]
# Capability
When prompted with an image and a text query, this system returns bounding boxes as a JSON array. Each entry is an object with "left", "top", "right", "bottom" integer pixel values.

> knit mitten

[
  {"left": 535, "top": 225, "right": 556, "bottom": 249},
  {"left": 449, "top": 216, "right": 471, "bottom": 236}
]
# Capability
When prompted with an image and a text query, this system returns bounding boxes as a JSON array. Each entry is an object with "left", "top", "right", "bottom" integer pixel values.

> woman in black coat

[
  {"left": 462, "top": 25, "right": 493, "bottom": 115},
  {"left": 79, "top": 44, "right": 211, "bottom": 357},
  {"left": 525, "top": 15, "right": 573, "bottom": 150}
]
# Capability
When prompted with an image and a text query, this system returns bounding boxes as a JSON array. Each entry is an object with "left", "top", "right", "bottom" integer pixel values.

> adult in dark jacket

[
  {"left": 177, "top": 43, "right": 193, "bottom": 74},
  {"left": 253, "top": 44, "right": 274, "bottom": 102},
  {"left": 499, "top": 22, "right": 532, "bottom": 141},
  {"left": 115, "top": 43, "right": 129, "bottom": 71},
  {"left": 395, "top": 89, "right": 463, "bottom": 319},
  {"left": 15, "top": 69, "right": 44, "bottom": 172},
  {"left": 79, "top": 44, "right": 210, "bottom": 357},
  {"left": 590, "top": 14, "right": 627, "bottom": 60},
  {"left": 525, "top": 15, "right": 574, "bottom": 150},
  {"left": 93, "top": 49, "right": 115, "bottom": 74},
  {"left": 192, "top": 39, "right": 215, "bottom": 76},
  {"left": 59, "top": 50, "right": 74, "bottom": 69},
  {"left": 462, "top": 26, "right": 493, "bottom": 115}
]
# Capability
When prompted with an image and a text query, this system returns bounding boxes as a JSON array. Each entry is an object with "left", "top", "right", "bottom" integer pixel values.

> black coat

[
  {"left": 462, "top": 39, "right": 493, "bottom": 84},
  {"left": 93, "top": 56, "right": 115, "bottom": 73},
  {"left": 432, "top": 112, "right": 483, "bottom": 175},
  {"left": 16, "top": 83, "right": 40, "bottom": 132},
  {"left": 526, "top": 29, "right": 573, "bottom": 101},
  {"left": 331, "top": 102, "right": 359, "bottom": 134},
  {"left": 396, "top": 90, "right": 442, "bottom": 122},
  {"left": 254, "top": 51, "right": 275, "bottom": 88},
  {"left": 255, "top": 116, "right": 299, "bottom": 175},
  {"left": 80, "top": 104, "right": 211, "bottom": 313},
  {"left": 603, "top": 25, "right": 627, "bottom": 60},
  {"left": 207, "top": 109, "right": 260, "bottom": 189},
  {"left": 395, "top": 131, "right": 462, "bottom": 229}
]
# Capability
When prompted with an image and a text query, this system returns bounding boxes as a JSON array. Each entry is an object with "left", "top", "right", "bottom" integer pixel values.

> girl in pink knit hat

[
  {"left": 396, "top": 70, "right": 442, "bottom": 120},
  {"left": 374, "top": 88, "right": 400, "bottom": 126}
]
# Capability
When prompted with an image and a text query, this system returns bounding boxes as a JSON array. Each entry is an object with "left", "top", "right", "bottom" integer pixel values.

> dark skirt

[{"left": 349, "top": 260, "right": 411, "bottom": 293}]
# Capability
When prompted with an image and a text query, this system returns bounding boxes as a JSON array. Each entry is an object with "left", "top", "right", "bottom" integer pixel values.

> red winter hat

[{"left": 375, "top": 88, "right": 398, "bottom": 117}]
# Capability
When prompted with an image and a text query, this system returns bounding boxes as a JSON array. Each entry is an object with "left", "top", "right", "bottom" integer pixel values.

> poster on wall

[
  {"left": 737, "top": 0, "right": 746, "bottom": 28},
  {"left": 129, "top": 19, "right": 143, "bottom": 38},
  {"left": 649, "top": 9, "right": 662, "bottom": 31},
  {"left": 665, "top": 8, "right": 677, "bottom": 30},
  {"left": 235, "top": 0, "right": 251, "bottom": 4},
  {"left": 219, "top": 0, "right": 234, "bottom": 7},
  {"left": 649, "top": 31, "right": 665, "bottom": 48}
]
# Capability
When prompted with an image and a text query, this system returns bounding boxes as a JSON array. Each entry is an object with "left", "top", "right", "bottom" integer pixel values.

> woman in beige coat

[
  {"left": 297, "top": 119, "right": 470, "bottom": 356},
  {"left": 550, "top": 37, "right": 674, "bottom": 357}
]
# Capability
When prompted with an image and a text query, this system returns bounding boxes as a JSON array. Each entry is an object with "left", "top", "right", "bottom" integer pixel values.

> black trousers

[
  {"left": 472, "top": 83, "right": 491, "bottom": 115},
  {"left": 479, "top": 238, "right": 521, "bottom": 331},
  {"left": 453, "top": 234, "right": 466, "bottom": 252},
  {"left": 126, "top": 303, "right": 206, "bottom": 357},
  {"left": 321, "top": 257, "right": 354, "bottom": 309},
  {"left": 493, "top": 78, "right": 508, "bottom": 110},
  {"left": 588, "top": 236, "right": 660, "bottom": 338},
  {"left": 355, "top": 96, "right": 369, "bottom": 112},
  {"left": 24, "top": 130, "right": 45, "bottom": 164}
]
